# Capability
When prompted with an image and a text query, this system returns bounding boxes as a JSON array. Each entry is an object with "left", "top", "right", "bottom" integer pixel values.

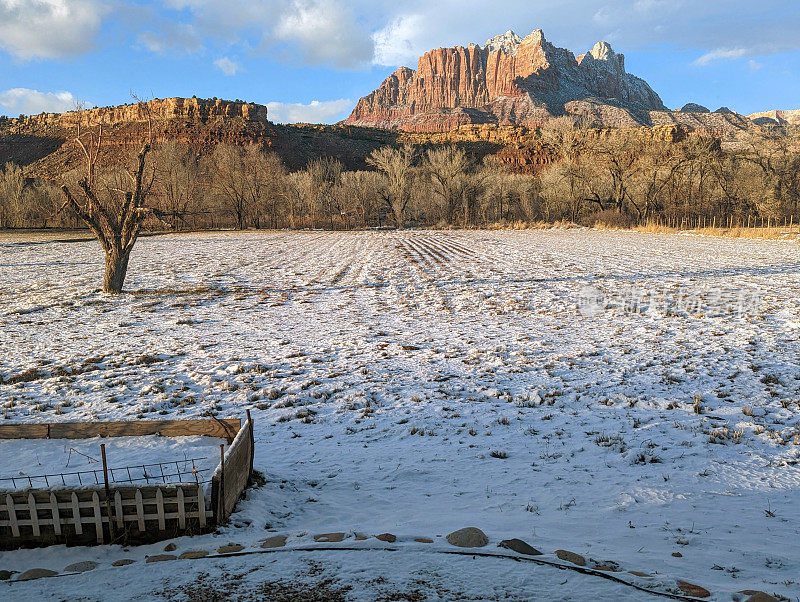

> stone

[
  {"left": 628, "top": 570, "right": 652, "bottom": 578},
  {"left": 354, "top": 536, "right": 369, "bottom": 541},
  {"left": 146, "top": 554, "right": 177, "bottom": 563},
  {"left": 0, "top": 570, "right": 16, "bottom": 581},
  {"left": 672, "top": 552, "right": 683, "bottom": 557},
  {"left": 180, "top": 550, "right": 209, "bottom": 560},
  {"left": 739, "top": 591, "right": 778, "bottom": 602},
  {"left": 64, "top": 561, "right": 98, "bottom": 573},
  {"left": 112, "top": 559, "right": 135, "bottom": 567},
  {"left": 16, "top": 568, "right": 58, "bottom": 581},
  {"left": 163, "top": 543, "right": 177, "bottom": 552},
  {"left": 217, "top": 544, "right": 244, "bottom": 554},
  {"left": 376, "top": 533, "right": 397, "bottom": 543},
  {"left": 498, "top": 539, "right": 542, "bottom": 556},
  {"left": 555, "top": 550, "right": 586, "bottom": 566},
  {"left": 446, "top": 527, "right": 489, "bottom": 548},
  {"left": 260, "top": 535, "right": 287, "bottom": 549},
  {"left": 414, "top": 538, "right": 434, "bottom": 543},
  {"left": 314, "top": 532, "right": 345, "bottom": 543},
  {"left": 677, "top": 580, "right": 711, "bottom": 598}
]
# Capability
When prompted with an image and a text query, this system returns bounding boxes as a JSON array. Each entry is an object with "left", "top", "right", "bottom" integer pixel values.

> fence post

[
  {"left": 100, "top": 444, "right": 115, "bottom": 542},
  {"left": 218, "top": 444, "right": 226, "bottom": 525},
  {"left": 246, "top": 410, "right": 255, "bottom": 480}
]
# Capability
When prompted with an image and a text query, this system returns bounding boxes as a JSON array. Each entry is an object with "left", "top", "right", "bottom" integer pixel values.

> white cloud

[
  {"left": 0, "top": 88, "right": 79, "bottom": 116},
  {"left": 274, "top": 0, "right": 373, "bottom": 68},
  {"left": 0, "top": 0, "right": 105, "bottom": 59},
  {"left": 372, "top": 14, "right": 427, "bottom": 67},
  {"left": 266, "top": 98, "right": 352, "bottom": 124},
  {"left": 693, "top": 47, "right": 749, "bottom": 66},
  {"left": 214, "top": 56, "right": 242, "bottom": 76},
  {"left": 138, "top": 23, "right": 201, "bottom": 53}
]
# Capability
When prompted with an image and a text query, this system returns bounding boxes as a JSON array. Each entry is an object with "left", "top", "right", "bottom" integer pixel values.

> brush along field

[{"left": 1, "top": 229, "right": 799, "bottom": 600}]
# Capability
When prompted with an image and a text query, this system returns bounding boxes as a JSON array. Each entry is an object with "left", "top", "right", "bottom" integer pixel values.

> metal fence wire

[{"left": 0, "top": 457, "right": 211, "bottom": 490}]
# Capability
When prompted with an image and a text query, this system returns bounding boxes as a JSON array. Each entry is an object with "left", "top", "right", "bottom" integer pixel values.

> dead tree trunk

[
  {"left": 104, "top": 245, "right": 131, "bottom": 293},
  {"left": 60, "top": 112, "right": 156, "bottom": 293}
]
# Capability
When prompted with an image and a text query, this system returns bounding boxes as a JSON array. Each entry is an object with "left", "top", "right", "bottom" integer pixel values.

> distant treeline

[{"left": 1, "top": 120, "right": 798, "bottom": 230}]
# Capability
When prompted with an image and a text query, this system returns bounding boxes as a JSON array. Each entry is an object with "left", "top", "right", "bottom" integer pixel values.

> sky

[{"left": 0, "top": 0, "right": 798, "bottom": 122}]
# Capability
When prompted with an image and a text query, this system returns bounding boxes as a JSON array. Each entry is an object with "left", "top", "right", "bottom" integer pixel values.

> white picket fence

[{"left": 1, "top": 483, "right": 213, "bottom": 545}]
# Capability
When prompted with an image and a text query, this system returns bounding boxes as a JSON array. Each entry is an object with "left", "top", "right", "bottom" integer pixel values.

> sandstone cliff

[
  {"left": 345, "top": 29, "right": 666, "bottom": 132},
  {"left": 13, "top": 97, "right": 268, "bottom": 129},
  {"left": 345, "top": 28, "right": 761, "bottom": 138}
]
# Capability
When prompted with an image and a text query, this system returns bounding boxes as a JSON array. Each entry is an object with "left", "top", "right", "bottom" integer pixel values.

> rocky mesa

[{"left": 345, "top": 29, "right": 754, "bottom": 135}]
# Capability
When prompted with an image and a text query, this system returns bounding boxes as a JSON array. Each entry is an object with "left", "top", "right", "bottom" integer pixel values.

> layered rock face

[
  {"left": 14, "top": 97, "right": 268, "bottom": 128},
  {"left": 346, "top": 29, "right": 667, "bottom": 132}
]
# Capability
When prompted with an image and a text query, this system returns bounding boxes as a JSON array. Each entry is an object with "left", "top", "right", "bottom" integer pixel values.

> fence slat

[
  {"left": 114, "top": 491, "right": 124, "bottom": 529},
  {"left": 6, "top": 494, "right": 19, "bottom": 537},
  {"left": 156, "top": 489, "right": 166, "bottom": 531},
  {"left": 176, "top": 487, "right": 186, "bottom": 529},
  {"left": 47, "top": 419, "right": 241, "bottom": 441},
  {"left": 28, "top": 493, "right": 40, "bottom": 537},
  {"left": 197, "top": 484, "right": 206, "bottom": 528},
  {"left": 135, "top": 489, "right": 145, "bottom": 532},
  {"left": 71, "top": 492, "right": 82, "bottom": 535},
  {"left": 50, "top": 492, "right": 61, "bottom": 536},
  {"left": 91, "top": 491, "right": 103, "bottom": 543}
]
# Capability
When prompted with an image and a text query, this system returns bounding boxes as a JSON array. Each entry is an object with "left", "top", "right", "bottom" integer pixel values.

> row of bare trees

[{"left": 2, "top": 127, "right": 799, "bottom": 233}]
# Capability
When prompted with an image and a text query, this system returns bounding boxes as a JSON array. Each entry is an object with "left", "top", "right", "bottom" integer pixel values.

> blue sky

[{"left": 0, "top": 1, "right": 798, "bottom": 122}]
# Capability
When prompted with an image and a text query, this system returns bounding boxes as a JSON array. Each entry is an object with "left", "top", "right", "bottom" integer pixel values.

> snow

[
  {"left": 0, "top": 436, "right": 223, "bottom": 490},
  {"left": 1, "top": 229, "right": 799, "bottom": 600}
]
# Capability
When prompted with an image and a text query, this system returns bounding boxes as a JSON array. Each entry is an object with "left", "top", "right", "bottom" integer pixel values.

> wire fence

[{"left": 0, "top": 457, "right": 212, "bottom": 490}]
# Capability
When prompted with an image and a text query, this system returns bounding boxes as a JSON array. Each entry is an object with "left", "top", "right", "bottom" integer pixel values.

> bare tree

[
  {"left": 0, "top": 162, "right": 27, "bottom": 228},
  {"left": 152, "top": 141, "right": 201, "bottom": 229},
  {"left": 306, "top": 157, "right": 344, "bottom": 229},
  {"left": 425, "top": 145, "right": 471, "bottom": 225},
  {"left": 60, "top": 104, "right": 156, "bottom": 293},
  {"left": 367, "top": 145, "right": 414, "bottom": 229}
]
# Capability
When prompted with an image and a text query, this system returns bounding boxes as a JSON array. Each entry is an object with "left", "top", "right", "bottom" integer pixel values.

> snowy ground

[{"left": 1, "top": 229, "right": 799, "bottom": 600}]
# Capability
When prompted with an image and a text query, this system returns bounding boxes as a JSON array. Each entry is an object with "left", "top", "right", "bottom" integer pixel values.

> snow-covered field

[{"left": 1, "top": 229, "right": 799, "bottom": 600}]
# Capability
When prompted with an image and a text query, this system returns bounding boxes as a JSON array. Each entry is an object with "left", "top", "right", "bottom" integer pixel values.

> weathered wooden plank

[
  {"left": 71, "top": 492, "right": 82, "bottom": 535},
  {"left": 220, "top": 418, "right": 253, "bottom": 519},
  {"left": 28, "top": 493, "right": 40, "bottom": 536},
  {"left": 50, "top": 492, "right": 61, "bottom": 535},
  {"left": 6, "top": 494, "right": 19, "bottom": 537},
  {"left": 48, "top": 419, "right": 241, "bottom": 440},
  {"left": 176, "top": 487, "right": 186, "bottom": 529},
  {"left": 135, "top": 489, "right": 145, "bottom": 532},
  {"left": 114, "top": 491, "right": 124, "bottom": 529},
  {"left": 155, "top": 489, "right": 165, "bottom": 530},
  {"left": 91, "top": 491, "right": 103, "bottom": 543},
  {"left": 0, "top": 423, "right": 49, "bottom": 439},
  {"left": 197, "top": 484, "right": 206, "bottom": 528}
]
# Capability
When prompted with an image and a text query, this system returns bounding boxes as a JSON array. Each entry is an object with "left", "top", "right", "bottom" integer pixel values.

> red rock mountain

[{"left": 345, "top": 29, "right": 751, "bottom": 133}]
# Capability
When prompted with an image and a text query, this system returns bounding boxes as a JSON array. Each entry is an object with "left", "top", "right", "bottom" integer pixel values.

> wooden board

[
  {"left": 0, "top": 424, "right": 49, "bottom": 439},
  {"left": 0, "top": 419, "right": 240, "bottom": 441}
]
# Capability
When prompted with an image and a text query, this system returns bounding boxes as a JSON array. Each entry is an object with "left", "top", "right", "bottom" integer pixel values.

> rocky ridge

[
  {"left": 345, "top": 28, "right": 757, "bottom": 137},
  {"left": 748, "top": 109, "right": 800, "bottom": 126},
  {"left": 11, "top": 97, "right": 268, "bottom": 129}
]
